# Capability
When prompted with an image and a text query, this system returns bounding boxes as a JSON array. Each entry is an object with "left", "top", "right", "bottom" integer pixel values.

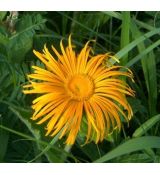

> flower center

[{"left": 67, "top": 74, "right": 94, "bottom": 100}]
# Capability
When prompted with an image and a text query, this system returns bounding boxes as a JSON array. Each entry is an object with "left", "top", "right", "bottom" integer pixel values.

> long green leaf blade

[
  {"left": 126, "top": 39, "right": 160, "bottom": 67},
  {"left": 120, "top": 11, "right": 130, "bottom": 65},
  {"left": 94, "top": 136, "right": 160, "bottom": 162},
  {"left": 133, "top": 114, "right": 160, "bottom": 137},
  {"left": 115, "top": 28, "right": 160, "bottom": 60}
]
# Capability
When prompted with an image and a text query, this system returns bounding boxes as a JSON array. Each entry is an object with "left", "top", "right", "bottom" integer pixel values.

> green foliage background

[{"left": 0, "top": 11, "right": 160, "bottom": 163}]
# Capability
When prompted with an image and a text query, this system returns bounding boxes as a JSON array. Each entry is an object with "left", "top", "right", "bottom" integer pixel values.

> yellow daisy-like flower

[{"left": 23, "top": 35, "right": 134, "bottom": 145}]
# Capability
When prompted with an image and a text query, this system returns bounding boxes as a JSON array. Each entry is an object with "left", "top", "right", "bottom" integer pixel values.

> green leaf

[
  {"left": 8, "top": 104, "right": 75, "bottom": 162},
  {"left": 9, "top": 32, "right": 33, "bottom": 63},
  {"left": 130, "top": 21, "right": 158, "bottom": 115},
  {"left": 28, "top": 130, "right": 62, "bottom": 163},
  {"left": 58, "top": 12, "right": 113, "bottom": 47},
  {"left": 102, "top": 11, "right": 122, "bottom": 20},
  {"left": 8, "top": 106, "right": 40, "bottom": 140},
  {"left": 126, "top": 39, "right": 160, "bottom": 68},
  {"left": 0, "top": 104, "right": 17, "bottom": 161},
  {"left": 147, "top": 51, "right": 157, "bottom": 115},
  {"left": 115, "top": 27, "right": 160, "bottom": 61},
  {"left": 0, "top": 12, "right": 7, "bottom": 21},
  {"left": 8, "top": 14, "right": 47, "bottom": 63},
  {"left": 10, "top": 14, "right": 46, "bottom": 39},
  {"left": 133, "top": 114, "right": 160, "bottom": 137},
  {"left": 94, "top": 136, "right": 160, "bottom": 162},
  {"left": 103, "top": 11, "right": 155, "bottom": 31},
  {"left": 115, "top": 153, "right": 153, "bottom": 163},
  {"left": 120, "top": 11, "right": 130, "bottom": 65}
]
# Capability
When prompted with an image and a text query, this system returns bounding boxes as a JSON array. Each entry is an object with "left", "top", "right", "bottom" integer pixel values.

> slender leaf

[
  {"left": 130, "top": 21, "right": 157, "bottom": 115},
  {"left": 133, "top": 114, "right": 160, "bottom": 137},
  {"left": 126, "top": 39, "right": 160, "bottom": 67},
  {"left": 94, "top": 136, "right": 160, "bottom": 162},
  {"left": 115, "top": 27, "right": 160, "bottom": 60},
  {"left": 120, "top": 11, "right": 130, "bottom": 65}
]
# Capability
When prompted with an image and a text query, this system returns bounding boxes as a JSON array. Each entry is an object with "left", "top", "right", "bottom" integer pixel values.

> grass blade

[
  {"left": 126, "top": 39, "right": 160, "bottom": 67},
  {"left": 120, "top": 11, "right": 130, "bottom": 65},
  {"left": 130, "top": 21, "right": 158, "bottom": 115},
  {"left": 115, "top": 28, "right": 160, "bottom": 60},
  {"left": 102, "top": 11, "right": 122, "bottom": 20},
  {"left": 133, "top": 114, "right": 160, "bottom": 137},
  {"left": 94, "top": 136, "right": 160, "bottom": 162}
]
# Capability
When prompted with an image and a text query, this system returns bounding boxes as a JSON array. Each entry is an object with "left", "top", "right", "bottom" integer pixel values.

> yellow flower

[{"left": 23, "top": 35, "right": 134, "bottom": 145}]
